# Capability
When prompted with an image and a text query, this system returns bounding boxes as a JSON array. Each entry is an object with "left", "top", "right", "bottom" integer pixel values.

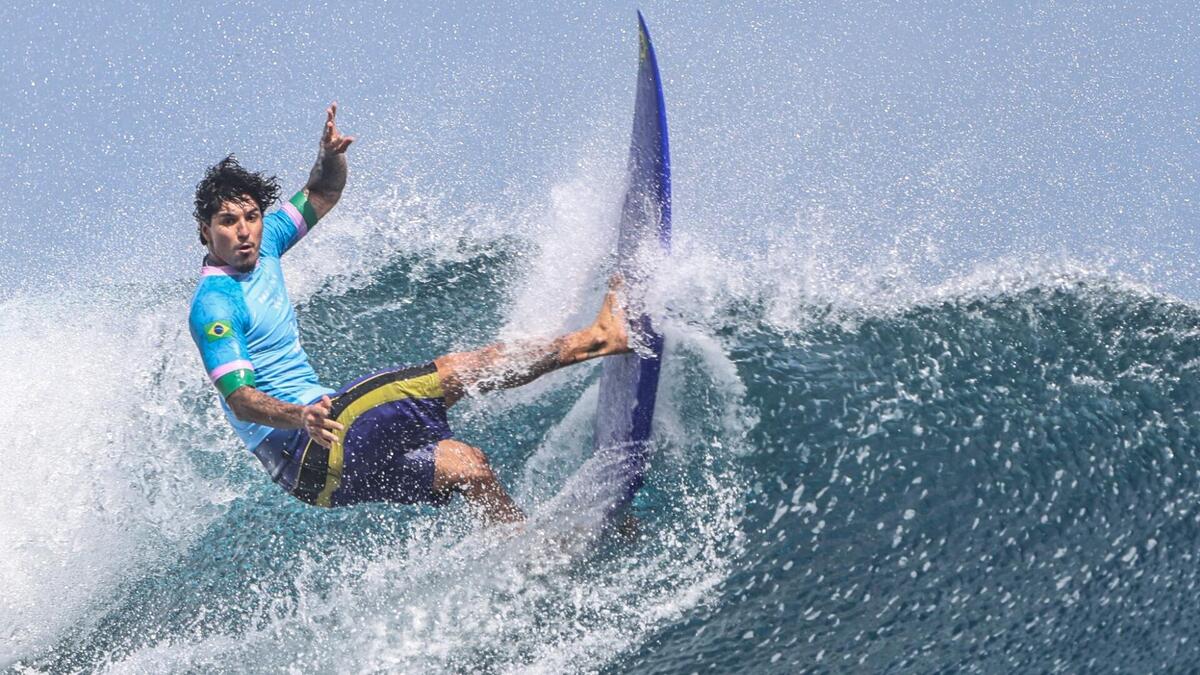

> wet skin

[{"left": 201, "top": 197, "right": 264, "bottom": 273}]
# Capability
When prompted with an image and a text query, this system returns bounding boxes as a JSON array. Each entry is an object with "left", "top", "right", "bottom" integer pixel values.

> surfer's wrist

[{"left": 306, "top": 150, "right": 347, "bottom": 195}]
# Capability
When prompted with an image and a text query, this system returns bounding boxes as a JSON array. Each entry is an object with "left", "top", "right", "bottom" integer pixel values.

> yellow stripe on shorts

[{"left": 315, "top": 372, "right": 444, "bottom": 507}]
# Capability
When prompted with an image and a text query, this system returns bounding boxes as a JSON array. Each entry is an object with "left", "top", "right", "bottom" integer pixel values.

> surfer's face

[{"left": 202, "top": 196, "right": 263, "bottom": 272}]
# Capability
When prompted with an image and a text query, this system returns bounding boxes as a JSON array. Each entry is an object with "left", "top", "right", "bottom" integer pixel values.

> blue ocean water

[
  {"left": 3, "top": 2, "right": 1200, "bottom": 672},
  {"left": 5, "top": 215, "right": 1200, "bottom": 671}
]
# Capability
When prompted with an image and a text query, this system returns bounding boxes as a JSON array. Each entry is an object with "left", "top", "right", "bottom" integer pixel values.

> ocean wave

[{"left": 8, "top": 237, "right": 1200, "bottom": 672}]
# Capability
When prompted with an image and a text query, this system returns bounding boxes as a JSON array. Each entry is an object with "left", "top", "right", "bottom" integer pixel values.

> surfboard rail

[{"left": 591, "top": 11, "right": 671, "bottom": 522}]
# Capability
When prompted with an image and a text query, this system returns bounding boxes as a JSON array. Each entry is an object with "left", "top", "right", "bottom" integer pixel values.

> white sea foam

[
  {"left": 0, "top": 289, "right": 230, "bottom": 667},
  {"left": 90, "top": 163, "right": 755, "bottom": 670},
  {"left": 498, "top": 151, "right": 625, "bottom": 340},
  {"left": 8, "top": 129, "right": 1193, "bottom": 673}
]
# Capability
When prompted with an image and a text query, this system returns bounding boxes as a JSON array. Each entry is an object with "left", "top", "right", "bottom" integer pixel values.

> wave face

[
  {"left": 622, "top": 278, "right": 1200, "bottom": 673},
  {"left": 6, "top": 221, "right": 1200, "bottom": 673}
]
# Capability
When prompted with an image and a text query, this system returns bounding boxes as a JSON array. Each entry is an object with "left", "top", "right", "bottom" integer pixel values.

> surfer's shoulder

[
  {"left": 260, "top": 191, "right": 319, "bottom": 258},
  {"left": 188, "top": 272, "right": 247, "bottom": 333}
]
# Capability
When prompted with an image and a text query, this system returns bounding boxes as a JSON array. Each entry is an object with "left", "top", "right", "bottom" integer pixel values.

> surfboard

[{"left": 591, "top": 11, "right": 671, "bottom": 522}]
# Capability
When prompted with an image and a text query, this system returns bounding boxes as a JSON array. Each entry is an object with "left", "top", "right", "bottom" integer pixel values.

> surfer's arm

[
  {"left": 190, "top": 294, "right": 257, "bottom": 395},
  {"left": 266, "top": 104, "right": 353, "bottom": 254},
  {"left": 189, "top": 295, "right": 339, "bottom": 447},
  {"left": 304, "top": 102, "right": 354, "bottom": 220},
  {"left": 227, "top": 387, "right": 344, "bottom": 448}
]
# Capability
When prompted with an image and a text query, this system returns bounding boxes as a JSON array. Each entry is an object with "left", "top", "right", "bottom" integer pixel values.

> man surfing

[{"left": 189, "top": 104, "right": 629, "bottom": 523}]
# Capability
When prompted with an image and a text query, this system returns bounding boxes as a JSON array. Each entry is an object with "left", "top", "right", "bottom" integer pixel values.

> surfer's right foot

[
  {"left": 553, "top": 284, "right": 629, "bottom": 366},
  {"left": 586, "top": 283, "right": 630, "bottom": 358}
]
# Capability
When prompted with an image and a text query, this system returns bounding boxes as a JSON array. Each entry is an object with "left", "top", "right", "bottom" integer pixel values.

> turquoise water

[
  {"left": 4, "top": 2, "right": 1199, "bottom": 671},
  {"left": 5, "top": 217, "right": 1200, "bottom": 671}
]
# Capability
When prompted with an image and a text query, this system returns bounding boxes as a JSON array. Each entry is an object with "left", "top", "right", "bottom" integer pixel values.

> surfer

[{"left": 189, "top": 104, "right": 629, "bottom": 523}]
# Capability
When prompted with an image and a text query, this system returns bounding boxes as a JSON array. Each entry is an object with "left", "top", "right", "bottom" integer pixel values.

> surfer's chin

[
  {"left": 230, "top": 257, "right": 258, "bottom": 273},
  {"left": 229, "top": 250, "right": 259, "bottom": 272}
]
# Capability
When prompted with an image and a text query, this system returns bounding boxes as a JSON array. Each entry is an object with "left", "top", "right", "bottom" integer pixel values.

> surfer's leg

[
  {"left": 432, "top": 439, "right": 525, "bottom": 524},
  {"left": 435, "top": 287, "right": 629, "bottom": 407}
]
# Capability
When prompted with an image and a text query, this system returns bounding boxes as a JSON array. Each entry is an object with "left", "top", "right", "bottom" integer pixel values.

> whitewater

[
  {"left": 5, "top": 153, "right": 1200, "bottom": 671},
  {"left": 4, "top": 3, "right": 1200, "bottom": 673}
]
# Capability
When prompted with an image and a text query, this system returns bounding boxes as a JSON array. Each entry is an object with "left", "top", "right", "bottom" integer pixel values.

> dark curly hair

[{"left": 193, "top": 155, "right": 281, "bottom": 244}]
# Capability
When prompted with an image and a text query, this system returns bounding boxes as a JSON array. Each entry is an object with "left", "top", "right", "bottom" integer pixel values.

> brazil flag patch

[{"left": 205, "top": 320, "right": 234, "bottom": 342}]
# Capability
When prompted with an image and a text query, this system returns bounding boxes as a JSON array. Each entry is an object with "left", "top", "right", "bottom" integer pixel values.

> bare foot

[{"left": 590, "top": 283, "right": 631, "bottom": 356}]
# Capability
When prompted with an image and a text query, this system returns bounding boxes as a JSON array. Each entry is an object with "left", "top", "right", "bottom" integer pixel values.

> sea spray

[{"left": 10, "top": 178, "right": 1200, "bottom": 672}]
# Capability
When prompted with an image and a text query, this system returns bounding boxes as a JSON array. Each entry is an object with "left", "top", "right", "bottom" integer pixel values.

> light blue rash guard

[{"left": 188, "top": 192, "right": 335, "bottom": 450}]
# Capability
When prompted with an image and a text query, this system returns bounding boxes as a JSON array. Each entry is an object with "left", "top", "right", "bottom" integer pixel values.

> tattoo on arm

[
  {"left": 227, "top": 387, "right": 304, "bottom": 429},
  {"left": 305, "top": 146, "right": 347, "bottom": 217}
]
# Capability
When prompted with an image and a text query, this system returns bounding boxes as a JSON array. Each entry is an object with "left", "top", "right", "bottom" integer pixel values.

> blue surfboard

[{"left": 591, "top": 11, "right": 671, "bottom": 521}]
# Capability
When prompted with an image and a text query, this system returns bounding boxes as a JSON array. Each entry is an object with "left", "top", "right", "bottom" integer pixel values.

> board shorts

[{"left": 252, "top": 363, "right": 454, "bottom": 508}]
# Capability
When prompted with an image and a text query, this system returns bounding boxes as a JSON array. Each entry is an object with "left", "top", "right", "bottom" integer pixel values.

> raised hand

[
  {"left": 306, "top": 103, "right": 353, "bottom": 219},
  {"left": 321, "top": 102, "right": 355, "bottom": 155}
]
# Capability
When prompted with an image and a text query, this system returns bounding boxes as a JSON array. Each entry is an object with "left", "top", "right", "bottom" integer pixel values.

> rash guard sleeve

[
  {"left": 261, "top": 190, "right": 320, "bottom": 258},
  {"left": 189, "top": 281, "right": 256, "bottom": 398}
]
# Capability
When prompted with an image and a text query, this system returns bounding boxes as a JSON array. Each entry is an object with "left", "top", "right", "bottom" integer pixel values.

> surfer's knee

[{"left": 433, "top": 439, "right": 497, "bottom": 491}]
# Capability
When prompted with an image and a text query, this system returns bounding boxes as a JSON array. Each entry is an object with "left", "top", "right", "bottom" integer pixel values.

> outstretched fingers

[
  {"left": 321, "top": 101, "right": 355, "bottom": 154},
  {"left": 321, "top": 104, "right": 335, "bottom": 143}
]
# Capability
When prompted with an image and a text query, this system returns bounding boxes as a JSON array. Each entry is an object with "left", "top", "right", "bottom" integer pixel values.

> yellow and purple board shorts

[{"left": 253, "top": 363, "right": 453, "bottom": 508}]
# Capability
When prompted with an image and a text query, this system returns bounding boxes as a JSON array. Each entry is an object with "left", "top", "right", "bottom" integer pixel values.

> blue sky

[{"left": 2, "top": 1, "right": 1197, "bottom": 297}]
